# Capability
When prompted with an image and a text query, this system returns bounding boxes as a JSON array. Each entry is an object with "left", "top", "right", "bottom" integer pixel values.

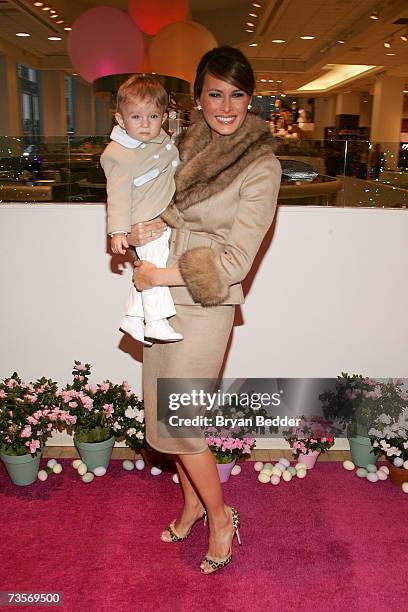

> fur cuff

[
  {"left": 178, "top": 247, "right": 229, "bottom": 307},
  {"left": 160, "top": 205, "right": 184, "bottom": 229}
]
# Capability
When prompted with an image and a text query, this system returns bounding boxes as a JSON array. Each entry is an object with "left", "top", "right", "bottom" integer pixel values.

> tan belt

[{"left": 170, "top": 228, "right": 223, "bottom": 256}]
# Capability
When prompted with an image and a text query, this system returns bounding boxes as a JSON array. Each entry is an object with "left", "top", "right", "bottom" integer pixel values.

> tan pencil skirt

[{"left": 142, "top": 303, "right": 235, "bottom": 454}]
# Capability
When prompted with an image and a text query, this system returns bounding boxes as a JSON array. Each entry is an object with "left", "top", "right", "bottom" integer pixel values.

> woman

[{"left": 127, "top": 46, "right": 281, "bottom": 574}]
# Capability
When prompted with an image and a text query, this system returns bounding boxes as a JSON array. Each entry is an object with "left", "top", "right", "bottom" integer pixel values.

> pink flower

[
  {"left": 122, "top": 381, "right": 130, "bottom": 391},
  {"left": 25, "top": 394, "right": 38, "bottom": 404},
  {"left": 103, "top": 403, "right": 114, "bottom": 418},
  {"left": 0, "top": 390, "right": 6, "bottom": 398},
  {"left": 27, "top": 439, "right": 40, "bottom": 453},
  {"left": 5, "top": 379, "right": 17, "bottom": 388},
  {"left": 69, "top": 401, "right": 78, "bottom": 408},
  {"left": 99, "top": 383, "right": 109, "bottom": 392},
  {"left": 20, "top": 425, "right": 32, "bottom": 438},
  {"left": 75, "top": 363, "right": 87, "bottom": 371},
  {"left": 85, "top": 384, "right": 97, "bottom": 394},
  {"left": 27, "top": 416, "right": 39, "bottom": 425},
  {"left": 74, "top": 375, "right": 85, "bottom": 382}
]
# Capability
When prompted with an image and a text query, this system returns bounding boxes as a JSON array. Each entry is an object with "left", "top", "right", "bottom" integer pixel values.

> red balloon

[
  {"left": 128, "top": 0, "right": 189, "bottom": 36},
  {"left": 68, "top": 7, "right": 144, "bottom": 83}
]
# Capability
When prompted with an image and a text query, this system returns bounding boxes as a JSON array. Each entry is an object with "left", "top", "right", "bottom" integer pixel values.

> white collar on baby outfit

[
  {"left": 110, "top": 125, "right": 143, "bottom": 149},
  {"left": 110, "top": 125, "right": 169, "bottom": 149}
]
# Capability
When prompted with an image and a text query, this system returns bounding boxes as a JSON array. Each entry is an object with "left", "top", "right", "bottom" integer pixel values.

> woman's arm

[{"left": 132, "top": 260, "right": 185, "bottom": 291}]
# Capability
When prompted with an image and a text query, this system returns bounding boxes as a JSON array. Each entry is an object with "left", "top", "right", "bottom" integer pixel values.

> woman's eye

[
  {"left": 209, "top": 92, "right": 221, "bottom": 97},
  {"left": 232, "top": 92, "right": 244, "bottom": 97}
]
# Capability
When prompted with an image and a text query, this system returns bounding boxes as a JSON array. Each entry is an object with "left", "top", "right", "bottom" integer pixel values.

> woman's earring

[
  {"left": 247, "top": 103, "right": 252, "bottom": 110},
  {"left": 196, "top": 104, "right": 202, "bottom": 110}
]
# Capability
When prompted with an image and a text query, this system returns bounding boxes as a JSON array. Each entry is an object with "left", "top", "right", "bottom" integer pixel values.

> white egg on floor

[
  {"left": 270, "top": 475, "right": 280, "bottom": 485},
  {"left": 258, "top": 472, "right": 270, "bottom": 483},
  {"left": 288, "top": 466, "right": 297, "bottom": 476},
  {"left": 82, "top": 472, "right": 94, "bottom": 483},
  {"left": 172, "top": 473, "right": 179, "bottom": 484},
  {"left": 393, "top": 457, "right": 404, "bottom": 467},
  {"left": 37, "top": 470, "right": 48, "bottom": 481},
  {"left": 296, "top": 468, "right": 307, "bottom": 479},
  {"left": 366, "top": 472, "right": 379, "bottom": 483},
  {"left": 403, "top": 460, "right": 408, "bottom": 470},
  {"left": 77, "top": 463, "right": 88, "bottom": 476},
  {"left": 295, "top": 463, "right": 307, "bottom": 472},
  {"left": 282, "top": 470, "right": 292, "bottom": 482},
  {"left": 343, "top": 460, "right": 355, "bottom": 471},
  {"left": 122, "top": 460, "right": 135, "bottom": 471},
  {"left": 379, "top": 465, "right": 389, "bottom": 475},
  {"left": 279, "top": 458, "right": 290, "bottom": 468},
  {"left": 72, "top": 459, "right": 82, "bottom": 469},
  {"left": 271, "top": 467, "right": 282, "bottom": 477},
  {"left": 46, "top": 459, "right": 57, "bottom": 468},
  {"left": 135, "top": 459, "right": 145, "bottom": 470},
  {"left": 151, "top": 466, "right": 162, "bottom": 476},
  {"left": 231, "top": 464, "right": 241, "bottom": 476},
  {"left": 254, "top": 461, "right": 264, "bottom": 472},
  {"left": 93, "top": 466, "right": 106, "bottom": 477},
  {"left": 401, "top": 482, "right": 408, "bottom": 494},
  {"left": 263, "top": 462, "right": 273, "bottom": 470},
  {"left": 275, "top": 462, "right": 286, "bottom": 473},
  {"left": 377, "top": 470, "right": 388, "bottom": 481},
  {"left": 366, "top": 464, "right": 377, "bottom": 473},
  {"left": 52, "top": 463, "right": 62, "bottom": 474}
]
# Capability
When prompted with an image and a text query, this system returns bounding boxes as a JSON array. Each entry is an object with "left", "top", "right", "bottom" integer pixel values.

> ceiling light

[
  {"left": 401, "top": 34, "right": 408, "bottom": 42},
  {"left": 297, "top": 63, "right": 376, "bottom": 92},
  {"left": 246, "top": 29, "right": 254, "bottom": 32},
  {"left": 281, "top": 94, "right": 286, "bottom": 97},
  {"left": 50, "top": 14, "right": 58, "bottom": 18},
  {"left": 403, "top": 89, "right": 408, "bottom": 93},
  {"left": 33, "top": 2, "right": 43, "bottom": 6},
  {"left": 370, "top": 11, "right": 379, "bottom": 20},
  {"left": 56, "top": 20, "right": 64, "bottom": 24},
  {"left": 276, "top": 80, "right": 282, "bottom": 83},
  {"left": 386, "top": 53, "right": 396, "bottom": 56},
  {"left": 246, "top": 22, "right": 255, "bottom": 27},
  {"left": 272, "top": 39, "right": 286, "bottom": 43},
  {"left": 337, "top": 40, "right": 345, "bottom": 44},
  {"left": 48, "top": 36, "right": 62, "bottom": 41},
  {"left": 249, "top": 43, "right": 258, "bottom": 47},
  {"left": 249, "top": 13, "right": 258, "bottom": 18},
  {"left": 268, "top": 79, "right": 274, "bottom": 82},
  {"left": 72, "top": 73, "right": 78, "bottom": 76},
  {"left": 42, "top": 6, "right": 50, "bottom": 10},
  {"left": 64, "top": 27, "right": 72, "bottom": 31},
  {"left": 50, "top": 9, "right": 56, "bottom": 13},
  {"left": 252, "top": 3, "right": 262, "bottom": 7},
  {"left": 300, "top": 36, "right": 315, "bottom": 40},
  {"left": 16, "top": 32, "right": 30, "bottom": 37},
  {"left": 260, "top": 78, "right": 267, "bottom": 82},
  {"left": 384, "top": 40, "right": 392, "bottom": 48}
]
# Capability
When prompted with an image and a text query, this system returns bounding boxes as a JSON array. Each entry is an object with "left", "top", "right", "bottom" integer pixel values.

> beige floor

[{"left": 43, "top": 447, "right": 352, "bottom": 462}]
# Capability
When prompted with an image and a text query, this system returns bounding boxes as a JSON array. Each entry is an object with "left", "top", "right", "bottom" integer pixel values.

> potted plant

[
  {"left": 59, "top": 361, "right": 144, "bottom": 470},
  {"left": 0, "top": 373, "right": 72, "bottom": 485},
  {"left": 206, "top": 431, "right": 255, "bottom": 482},
  {"left": 319, "top": 373, "right": 395, "bottom": 467},
  {"left": 369, "top": 398, "right": 408, "bottom": 486},
  {"left": 282, "top": 416, "right": 337, "bottom": 468}
]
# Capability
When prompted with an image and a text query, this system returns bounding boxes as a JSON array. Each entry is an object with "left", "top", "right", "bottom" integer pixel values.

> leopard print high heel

[
  {"left": 161, "top": 511, "right": 207, "bottom": 543},
  {"left": 200, "top": 507, "right": 241, "bottom": 574}
]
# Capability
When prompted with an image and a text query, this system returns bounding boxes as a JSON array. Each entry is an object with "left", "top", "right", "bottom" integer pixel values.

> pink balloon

[
  {"left": 128, "top": 0, "right": 189, "bottom": 36},
  {"left": 68, "top": 7, "right": 144, "bottom": 83}
]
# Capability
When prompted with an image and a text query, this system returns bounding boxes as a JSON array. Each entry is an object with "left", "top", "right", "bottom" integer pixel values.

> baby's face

[{"left": 115, "top": 98, "right": 167, "bottom": 142}]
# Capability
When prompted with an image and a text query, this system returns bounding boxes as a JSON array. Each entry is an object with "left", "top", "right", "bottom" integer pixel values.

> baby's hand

[{"left": 110, "top": 233, "right": 129, "bottom": 255}]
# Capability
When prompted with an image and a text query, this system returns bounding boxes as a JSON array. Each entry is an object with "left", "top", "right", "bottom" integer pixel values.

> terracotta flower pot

[{"left": 387, "top": 460, "right": 408, "bottom": 486}]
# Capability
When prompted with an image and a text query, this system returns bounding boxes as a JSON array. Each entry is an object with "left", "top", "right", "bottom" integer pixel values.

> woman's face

[{"left": 198, "top": 73, "right": 251, "bottom": 136}]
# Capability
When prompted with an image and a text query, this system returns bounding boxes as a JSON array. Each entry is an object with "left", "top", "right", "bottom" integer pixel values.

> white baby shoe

[
  {"left": 120, "top": 316, "right": 153, "bottom": 347},
  {"left": 144, "top": 319, "right": 183, "bottom": 342}
]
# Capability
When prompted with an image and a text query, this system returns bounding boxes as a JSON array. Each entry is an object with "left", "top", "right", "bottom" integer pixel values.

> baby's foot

[
  {"left": 120, "top": 316, "right": 153, "bottom": 346},
  {"left": 144, "top": 319, "right": 183, "bottom": 342}
]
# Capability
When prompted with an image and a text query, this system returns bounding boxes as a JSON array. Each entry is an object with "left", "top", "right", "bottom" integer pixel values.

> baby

[{"left": 100, "top": 75, "right": 182, "bottom": 345}]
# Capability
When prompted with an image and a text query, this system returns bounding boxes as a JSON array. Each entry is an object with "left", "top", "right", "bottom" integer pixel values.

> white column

[
  {"left": 314, "top": 96, "right": 336, "bottom": 140},
  {"left": 40, "top": 71, "right": 67, "bottom": 137},
  {"left": 371, "top": 75, "right": 405, "bottom": 170},
  {"left": 0, "top": 55, "right": 21, "bottom": 142},
  {"left": 75, "top": 81, "right": 96, "bottom": 136},
  {"left": 335, "top": 92, "right": 361, "bottom": 115}
]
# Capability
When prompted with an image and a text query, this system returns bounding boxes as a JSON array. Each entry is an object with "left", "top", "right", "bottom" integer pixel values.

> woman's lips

[{"left": 215, "top": 116, "right": 236, "bottom": 125}]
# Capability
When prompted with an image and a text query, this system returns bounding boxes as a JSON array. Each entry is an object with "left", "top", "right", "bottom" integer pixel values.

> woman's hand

[
  {"left": 127, "top": 218, "right": 167, "bottom": 247},
  {"left": 133, "top": 260, "right": 158, "bottom": 291}
]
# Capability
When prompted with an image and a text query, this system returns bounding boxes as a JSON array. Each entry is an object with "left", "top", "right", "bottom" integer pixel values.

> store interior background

[{"left": 1, "top": 0, "right": 407, "bottom": 450}]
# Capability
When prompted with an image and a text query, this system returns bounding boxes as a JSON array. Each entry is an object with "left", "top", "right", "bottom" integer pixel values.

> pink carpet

[{"left": 1, "top": 459, "right": 407, "bottom": 612}]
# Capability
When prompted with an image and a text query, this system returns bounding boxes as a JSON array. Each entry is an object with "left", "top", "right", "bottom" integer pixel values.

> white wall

[{"left": 1, "top": 203, "right": 407, "bottom": 448}]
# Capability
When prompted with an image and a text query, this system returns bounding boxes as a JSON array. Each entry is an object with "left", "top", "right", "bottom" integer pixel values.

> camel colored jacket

[
  {"left": 160, "top": 112, "right": 282, "bottom": 307},
  {"left": 100, "top": 126, "right": 179, "bottom": 233}
]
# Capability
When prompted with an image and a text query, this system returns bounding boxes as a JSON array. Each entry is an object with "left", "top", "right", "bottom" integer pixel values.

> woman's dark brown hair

[{"left": 194, "top": 45, "right": 255, "bottom": 101}]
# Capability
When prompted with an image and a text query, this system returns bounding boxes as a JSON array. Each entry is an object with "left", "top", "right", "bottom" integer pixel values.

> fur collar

[{"left": 173, "top": 111, "right": 275, "bottom": 211}]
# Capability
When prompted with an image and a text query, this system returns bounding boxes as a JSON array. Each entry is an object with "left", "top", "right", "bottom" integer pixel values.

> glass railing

[{"left": 0, "top": 134, "right": 407, "bottom": 207}]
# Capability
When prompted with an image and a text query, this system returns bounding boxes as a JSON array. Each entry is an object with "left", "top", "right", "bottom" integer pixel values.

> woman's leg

[
  {"left": 178, "top": 449, "right": 235, "bottom": 563},
  {"left": 161, "top": 458, "right": 205, "bottom": 540}
]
